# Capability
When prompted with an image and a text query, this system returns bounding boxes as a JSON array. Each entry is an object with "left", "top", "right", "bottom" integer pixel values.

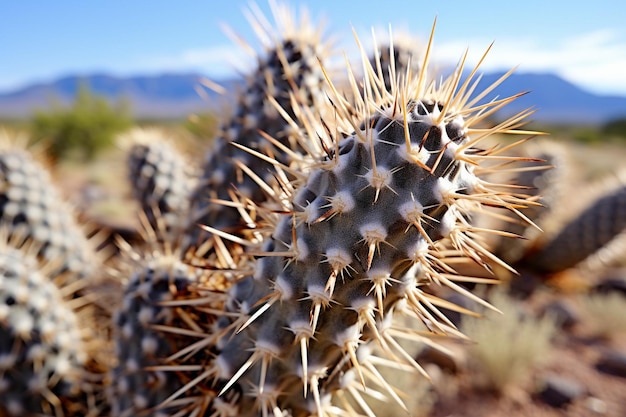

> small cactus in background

[
  {"left": 124, "top": 127, "right": 197, "bottom": 241},
  {"left": 527, "top": 182, "right": 626, "bottom": 273},
  {"left": 493, "top": 140, "right": 571, "bottom": 265},
  {"left": 369, "top": 33, "right": 423, "bottom": 92},
  {"left": 206, "top": 23, "right": 540, "bottom": 416},
  {"left": 184, "top": 1, "right": 332, "bottom": 261}
]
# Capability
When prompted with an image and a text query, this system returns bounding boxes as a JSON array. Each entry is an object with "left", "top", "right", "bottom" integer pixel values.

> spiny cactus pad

[
  {"left": 528, "top": 183, "right": 626, "bottom": 273},
  {"left": 110, "top": 241, "right": 237, "bottom": 417},
  {"left": 125, "top": 128, "right": 196, "bottom": 240},
  {"left": 0, "top": 241, "right": 87, "bottom": 416},
  {"left": 206, "top": 24, "right": 540, "bottom": 417},
  {"left": 369, "top": 35, "right": 423, "bottom": 92},
  {"left": 0, "top": 147, "right": 96, "bottom": 283},
  {"left": 184, "top": 2, "right": 331, "bottom": 261}
]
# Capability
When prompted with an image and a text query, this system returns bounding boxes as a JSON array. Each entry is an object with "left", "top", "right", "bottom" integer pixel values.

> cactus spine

[
  {"left": 369, "top": 34, "right": 423, "bottom": 92},
  {"left": 206, "top": 24, "right": 539, "bottom": 417}
]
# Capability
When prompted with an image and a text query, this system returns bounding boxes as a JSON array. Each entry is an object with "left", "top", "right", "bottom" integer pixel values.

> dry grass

[
  {"left": 584, "top": 292, "right": 626, "bottom": 339},
  {"left": 461, "top": 287, "right": 557, "bottom": 393}
]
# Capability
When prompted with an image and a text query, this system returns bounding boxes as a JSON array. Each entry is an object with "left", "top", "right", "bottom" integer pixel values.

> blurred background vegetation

[
  {"left": 0, "top": 86, "right": 624, "bottom": 164},
  {"left": 0, "top": 86, "right": 220, "bottom": 163}
]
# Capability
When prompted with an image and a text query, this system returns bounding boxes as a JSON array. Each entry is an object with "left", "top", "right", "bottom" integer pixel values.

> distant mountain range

[{"left": 0, "top": 71, "right": 625, "bottom": 124}]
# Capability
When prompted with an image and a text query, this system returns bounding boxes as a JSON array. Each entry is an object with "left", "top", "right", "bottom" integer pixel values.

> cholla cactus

[
  {"left": 0, "top": 144, "right": 97, "bottom": 284},
  {"left": 184, "top": 1, "right": 332, "bottom": 261},
  {"left": 0, "top": 236, "right": 89, "bottom": 416},
  {"left": 205, "top": 23, "right": 540, "bottom": 417},
  {"left": 369, "top": 33, "right": 423, "bottom": 92},
  {"left": 493, "top": 140, "right": 571, "bottom": 264},
  {"left": 124, "top": 127, "right": 197, "bottom": 240},
  {"left": 528, "top": 182, "right": 626, "bottom": 273},
  {"left": 109, "top": 236, "right": 238, "bottom": 417}
]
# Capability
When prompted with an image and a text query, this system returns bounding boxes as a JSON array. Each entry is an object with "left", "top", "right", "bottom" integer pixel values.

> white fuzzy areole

[
  {"left": 397, "top": 142, "right": 430, "bottom": 167},
  {"left": 398, "top": 198, "right": 425, "bottom": 223},
  {"left": 359, "top": 222, "right": 387, "bottom": 243},
  {"left": 407, "top": 238, "right": 429, "bottom": 263},
  {"left": 332, "top": 322, "right": 361, "bottom": 346},
  {"left": 294, "top": 237, "right": 309, "bottom": 261},
  {"left": 365, "top": 165, "right": 393, "bottom": 190},
  {"left": 274, "top": 274, "right": 294, "bottom": 300},
  {"left": 434, "top": 176, "right": 456, "bottom": 205},
  {"left": 330, "top": 190, "right": 355, "bottom": 214},
  {"left": 325, "top": 247, "right": 352, "bottom": 272}
]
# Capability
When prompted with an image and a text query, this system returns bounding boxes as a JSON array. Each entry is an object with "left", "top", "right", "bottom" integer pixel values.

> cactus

[
  {"left": 0, "top": 145, "right": 98, "bottom": 284},
  {"left": 183, "top": 2, "right": 332, "bottom": 261},
  {"left": 527, "top": 183, "right": 626, "bottom": 273},
  {"left": 493, "top": 140, "right": 571, "bottom": 264},
  {"left": 124, "top": 127, "right": 197, "bottom": 241},
  {"left": 0, "top": 236, "right": 91, "bottom": 416},
  {"left": 202, "top": 23, "right": 540, "bottom": 417},
  {"left": 369, "top": 33, "right": 423, "bottom": 92},
  {"left": 109, "top": 236, "right": 239, "bottom": 417}
]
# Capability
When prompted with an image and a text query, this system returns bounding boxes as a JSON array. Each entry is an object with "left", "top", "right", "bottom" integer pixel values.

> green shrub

[
  {"left": 30, "top": 84, "right": 132, "bottom": 161},
  {"left": 183, "top": 112, "right": 219, "bottom": 142},
  {"left": 602, "top": 117, "right": 626, "bottom": 140}
]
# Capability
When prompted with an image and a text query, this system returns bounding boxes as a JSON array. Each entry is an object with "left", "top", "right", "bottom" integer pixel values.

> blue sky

[{"left": 3, "top": 0, "right": 626, "bottom": 95}]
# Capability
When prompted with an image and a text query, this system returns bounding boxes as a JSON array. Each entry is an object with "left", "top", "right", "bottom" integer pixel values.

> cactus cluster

[{"left": 12, "top": 2, "right": 626, "bottom": 416}]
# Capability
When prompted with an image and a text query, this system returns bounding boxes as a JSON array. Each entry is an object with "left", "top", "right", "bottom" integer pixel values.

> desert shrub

[
  {"left": 572, "top": 126, "right": 601, "bottom": 143},
  {"left": 183, "top": 112, "right": 219, "bottom": 142},
  {"left": 602, "top": 117, "right": 626, "bottom": 140},
  {"left": 30, "top": 84, "right": 132, "bottom": 161},
  {"left": 461, "top": 287, "right": 557, "bottom": 393}
]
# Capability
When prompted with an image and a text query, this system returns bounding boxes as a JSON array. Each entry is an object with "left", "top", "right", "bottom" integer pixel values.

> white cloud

[
  {"left": 135, "top": 45, "right": 254, "bottom": 78},
  {"left": 433, "top": 29, "right": 626, "bottom": 96}
]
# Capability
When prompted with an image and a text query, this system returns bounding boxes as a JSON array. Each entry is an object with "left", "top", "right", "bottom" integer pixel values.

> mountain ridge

[{"left": 0, "top": 71, "right": 624, "bottom": 124}]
